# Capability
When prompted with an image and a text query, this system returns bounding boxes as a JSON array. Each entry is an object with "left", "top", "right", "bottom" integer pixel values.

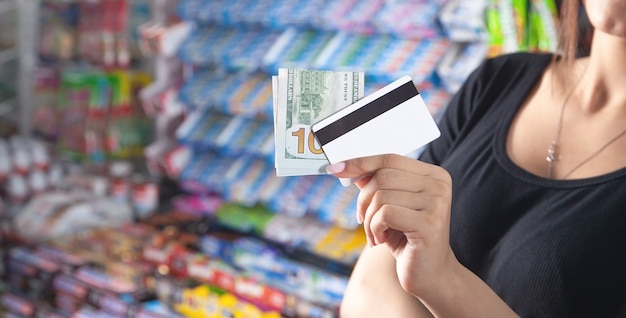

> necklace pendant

[{"left": 546, "top": 142, "right": 557, "bottom": 163}]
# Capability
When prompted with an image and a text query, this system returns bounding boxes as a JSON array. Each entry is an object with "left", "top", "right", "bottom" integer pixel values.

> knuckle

[
  {"left": 434, "top": 165, "right": 453, "bottom": 184},
  {"left": 431, "top": 178, "right": 452, "bottom": 196},
  {"left": 379, "top": 203, "right": 395, "bottom": 219},
  {"left": 351, "top": 157, "right": 368, "bottom": 172},
  {"left": 382, "top": 154, "right": 403, "bottom": 168},
  {"left": 430, "top": 195, "right": 450, "bottom": 214},
  {"left": 373, "top": 169, "right": 394, "bottom": 188},
  {"left": 371, "top": 190, "right": 387, "bottom": 206}
]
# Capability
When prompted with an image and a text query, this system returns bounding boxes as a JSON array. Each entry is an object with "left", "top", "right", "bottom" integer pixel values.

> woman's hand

[{"left": 326, "top": 154, "right": 458, "bottom": 298}]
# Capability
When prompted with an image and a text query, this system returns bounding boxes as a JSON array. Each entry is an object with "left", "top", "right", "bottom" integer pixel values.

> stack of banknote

[{"left": 272, "top": 69, "right": 365, "bottom": 176}]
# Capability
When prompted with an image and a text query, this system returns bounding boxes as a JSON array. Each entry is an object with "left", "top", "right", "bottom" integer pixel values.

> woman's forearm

[
  {"left": 341, "top": 245, "right": 520, "bottom": 318},
  {"left": 417, "top": 259, "right": 520, "bottom": 318},
  {"left": 340, "top": 245, "right": 434, "bottom": 318}
]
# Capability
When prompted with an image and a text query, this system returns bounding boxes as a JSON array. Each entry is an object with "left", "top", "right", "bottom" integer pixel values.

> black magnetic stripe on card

[{"left": 314, "top": 80, "right": 418, "bottom": 146}]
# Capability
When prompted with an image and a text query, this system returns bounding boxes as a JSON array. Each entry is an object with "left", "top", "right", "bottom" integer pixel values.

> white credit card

[{"left": 311, "top": 75, "right": 440, "bottom": 166}]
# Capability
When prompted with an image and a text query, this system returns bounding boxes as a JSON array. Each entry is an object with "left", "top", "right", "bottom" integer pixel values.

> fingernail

[
  {"left": 339, "top": 177, "right": 352, "bottom": 187},
  {"left": 356, "top": 212, "right": 363, "bottom": 224},
  {"left": 326, "top": 162, "right": 346, "bottom": 174}
]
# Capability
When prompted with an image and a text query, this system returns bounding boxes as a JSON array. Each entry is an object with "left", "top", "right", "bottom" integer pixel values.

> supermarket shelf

[
  {"left": 0, "top": 47, "right": 18, "bottom": 64},
  {"left": 0, "top": 0, "right": 16, "bottom": 15}
]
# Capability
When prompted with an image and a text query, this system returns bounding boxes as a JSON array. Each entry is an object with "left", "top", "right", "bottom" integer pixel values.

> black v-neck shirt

[{"left": 419, "top": 52, "right": 626, "bottom": 317}]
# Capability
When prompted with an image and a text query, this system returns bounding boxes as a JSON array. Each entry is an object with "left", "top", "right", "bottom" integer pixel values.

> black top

[{"left": 419, "top": 52, "right": 626, "bottom": 318}]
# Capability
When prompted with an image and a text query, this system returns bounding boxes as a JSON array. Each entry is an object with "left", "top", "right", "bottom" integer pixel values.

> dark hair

[
  {"left": 553, "top": 0, "right": 593, "bottom": 86},
  {"left": 557, "top": 0, "right": 581, "bottom": 62}
]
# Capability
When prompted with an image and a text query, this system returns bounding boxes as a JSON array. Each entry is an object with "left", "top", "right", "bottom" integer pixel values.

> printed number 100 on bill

[{"left": 286, "top": 124, "right": 324, "bottom": 159}]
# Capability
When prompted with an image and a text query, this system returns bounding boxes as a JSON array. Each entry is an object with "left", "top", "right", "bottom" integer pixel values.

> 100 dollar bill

[{"left": 274, "top": 68, "right": 364, "bottom": 176}]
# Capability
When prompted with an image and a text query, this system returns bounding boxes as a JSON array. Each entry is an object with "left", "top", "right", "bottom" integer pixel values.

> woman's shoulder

[
  {"left": 485, "top": 52, "right": 554, "bottom": 69},
  {"left": 472, "top": 52, "right": 553, "bottom": 82},
  {"left": 463, "top": 52, "right": 553, "bottom": 98}
]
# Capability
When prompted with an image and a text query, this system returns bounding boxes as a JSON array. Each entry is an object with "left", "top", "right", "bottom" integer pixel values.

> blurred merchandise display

[{"left": 0, "top": 0, "right": 561, "bottom": 317}]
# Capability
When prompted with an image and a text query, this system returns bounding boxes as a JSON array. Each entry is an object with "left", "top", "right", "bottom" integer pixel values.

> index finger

[{"left": 326, "top": 154, "right": 440, "bottom": 179}]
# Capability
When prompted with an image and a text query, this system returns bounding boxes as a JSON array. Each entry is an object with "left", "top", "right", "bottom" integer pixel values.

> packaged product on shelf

[
  {"left": 304, "top": 178, "right": 354, "bottom": 221},
  {"left": 242, "top": 168, "right": 278, "bottom": 205},
  {"left": 137, "top": 299, "right": 186, "bottom": 318},
  {"left": 71, "top": 265, "right": 149, "bottom": 302},
  {"left": 173, "top": 284, "right": 270, "bottom": 317},
  {"left": 223, "top": 29, "right": 283, "bottom": 70},
  {"left": 184, "top": 256, "right": 244, "bottom": 298},
  {"left": 39, "top": 1, "right": 79, "bottom": 62},
  {"left": 180, "top": 111, "right": 233, "bottom": 148},
  {"left": 151, "top": 90, "right": 185, "bottom": 140},
  {"left": 327, "top": 0, "right": 384, "bottom": 32},
  {"left": 77, "top": 0, "right": 104, "bottom": 63},
  {"left": 130, "top": 173, "right": 160, "bottom": 220},
  {"left": 211, "top": 116, "right": 245, "bottom": 152},
  {"left": 315, "top": 184, "right": 360, "bottom": 229},
  {"left": 176, "top": 0, "right": 204, "bottom": 22},
  {"left": 217, "top": 73, "right": 273, "bottom": 118},
  {"left": 311, "top": 226, "right": 366, "bottom": 266},
  {"left": 177, "top": 152, "right": 214, "bottom": 193},
  {"left": 268, "top": 176, "right": 319, "bottom": 218},
  {"left": 528, "top": 0, "right": 559, "bottom": 52},
  {"left": 263, "top": 28, "right": 336, "bottom": 73},
  {"left": 373, "top": 0, "right": 442, "bottom": 39},
  {"left": 0, "top": 292, "right": 37, "bottom": 317},
  {"left": 57, "top": 71, "right": 91, "bottom": 160},
  {"left": 263, "top": 0, "right": 325, "bottom": 29},
  {"left": 103, "top": 0, "right": 131, "bottom": 69},
  {"left": 196, "top": 26, "right": 239, "bottom": 66},
  {"left": 6, "top": 174, "right": 29, "bottom": 206},
  {"left": 34, "top": 245, "right": 89, "bottom": 274},
  {"left": 140, "top": 73, "right": 184, "bottom": 117},
  {"left": 10, "top": 144, "right": 33, "bottom": 176},
  {"left": 27, "top": 170, "right": 49, "bottom": 196},
  {"left": 138, "top": 19, "right": 191, "bottom": 58},
  {"left": 436, "top": 41, "right": 490, "bottom": 94},
  {"left": 13, "top": 192, "right": 133, "bottom": 242},
  {"left": 6, "top": 246, "right": 62, "bottom": 301},
  {"left": 215, "top": 204, "right": 275, "bottom": 236},
  {"left": 315, "top": 31, "right": 449, "bottom": 84},
  {"left": 198, "top": 231, "right": 242, "bottom": 262},
  {"left": 262, "top": 214, "right": 321, "bottom": 248},
  {"left": 209, "top": 71, "right": 247, "bottom": 110},
  {"left": 231, "top": 237, "right": 346, "bottom": 310},
  {"left": 438, "top": 0, "right": 489, "bottom": 42},
  {"left": 32, "top": 67, "right": 62, "bottom": 140},
  {"left": 304, "top": 176, "right": 346, "bottom": 218},
  {"left": 106, "top": 71, "right": 154, "bottom": 160},
  {"left": 218, "top": 119, "right": 273, "bottom": 158},
  {"left": 52, "top": 271, "right": 143, "bottom": 315},
  {"left": 486, "top": 0, "right": 529, "bottom": 56},
  {"left": 144, "top": 140, "right": 189, "bottom": 178},
  {"left": 108, "top": 160, "right": 133, "bottom": 203},
  {"left": 225, "top": 159, "right": 271, "bottom": 206},
  {"left": 255, "top": 173, "right": 289, "bottom": 204},
  {"left": 0, "top": 145, "right": 10, "bottom": 183},
  {"left": 177, "top": 26, "right": 220, "bottom": 66},
  {"left": 169, "top": 194, "right": 222, "bottom": 223},
  {"left": 176, "top": 69, "right": 221, "bottom": 111}
]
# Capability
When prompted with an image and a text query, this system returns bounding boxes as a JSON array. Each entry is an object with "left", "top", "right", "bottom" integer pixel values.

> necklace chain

[
  {"left": 559, "top": 129, "right": 626, "bottom": 179},
  {"left": 546, "top": 72, "right": 626, "bottom": 179}
]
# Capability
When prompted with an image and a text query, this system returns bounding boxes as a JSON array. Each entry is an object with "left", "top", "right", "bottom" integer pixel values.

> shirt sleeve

[{"left": 419, "top": 57, "right": 493, "bottom": 165}]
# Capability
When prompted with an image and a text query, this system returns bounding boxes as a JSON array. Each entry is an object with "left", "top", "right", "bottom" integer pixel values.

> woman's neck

[{"left": 576, "top": 32, "right": 626, "bottom": 113}]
